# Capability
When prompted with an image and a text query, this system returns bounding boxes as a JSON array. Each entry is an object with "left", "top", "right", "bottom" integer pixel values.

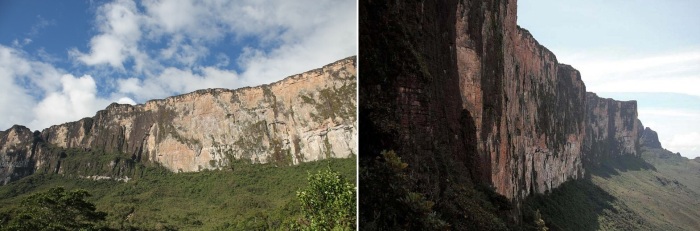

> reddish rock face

[
  {"left": 455, "top": 0, "right": 586, "bottom": 201},
  {"left": 360, "top": 1, "right": 650, "bottom": 220},
  {"left": 583, "top": 92, "right": 642, "bottom": 166}
]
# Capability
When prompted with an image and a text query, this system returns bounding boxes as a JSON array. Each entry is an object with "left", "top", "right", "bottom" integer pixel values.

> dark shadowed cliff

[{"left": 360, "top": 0, "right": 656, "bottom": 229}]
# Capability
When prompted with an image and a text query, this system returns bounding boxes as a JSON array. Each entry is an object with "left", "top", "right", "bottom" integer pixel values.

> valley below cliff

[{"left": 525, "top": 144, "right": 700, "bottom": 231}]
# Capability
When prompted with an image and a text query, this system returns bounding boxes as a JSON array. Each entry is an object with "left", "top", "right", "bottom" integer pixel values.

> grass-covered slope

[
  {"left": 524, "top": 146, "right": 700, "bottom": 231},
  {"left": 0, "top": 157, "right": 355, "bottom": 230}
]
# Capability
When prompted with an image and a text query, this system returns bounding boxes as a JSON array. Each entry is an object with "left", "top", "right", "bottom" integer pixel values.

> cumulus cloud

[
  {"left": 71, "top": 0, "right": 143, "bottom": 70},
  {"left": 72, "top": 0, "right": 357, "bottom": 100},
  {"left": 0, "top": 47, "right": 38, "bottom": 130},
  {"left": 2, "top": 0, "right": 357, "bottom": 132},
  {"left": 0, "top": 45, "right": 130, "bottom": 131},
  {"left": 116, "top": 97, "right": 137, "bottom": 105},
  {"left": 117, "top": 66, "right": 239, "bottom": 101},
  {"left": 30, "top": 74, "right": 111, "bottom": 129}
]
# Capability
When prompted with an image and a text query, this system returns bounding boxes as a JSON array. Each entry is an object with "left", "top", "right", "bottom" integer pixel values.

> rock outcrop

[
  {"left": 456, "top": 0, "right": 587, "bottom": 200},
  {"left": 360, "top": 0, "right": 651, "bottom": 212},
  {"left": 0, "top": 126, "right": 38, "bottom": 185},
  {"left": 1, "top": 56, "right": 357, "bottom": 185},
  {"left": 583, "top": 92, "right": 642, "bottom": 166},
  {"left": 640, "top": 127, "right": 663, "bottom": 149}
]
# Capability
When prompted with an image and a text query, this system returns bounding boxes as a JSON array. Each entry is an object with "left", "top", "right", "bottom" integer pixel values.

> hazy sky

[
  {"left": 0, "top": 0, "right": 356, "bottom": 131},
  {"left": 518, "top": 0, "right": 700, "bottom": 158}
]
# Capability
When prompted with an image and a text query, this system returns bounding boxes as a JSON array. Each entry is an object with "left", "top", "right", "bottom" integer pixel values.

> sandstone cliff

[
  {"left": 1, "top": 56, "right": 357, "bottom": 185},
  {"left": 360, "top": 0, "right": 649, "bottom": 212},
  {"left": 583, "top": 92, "right": 642, "bottom": 166},
  {"left": 456, "top": 1, "right": 587, "bottom": 200}
]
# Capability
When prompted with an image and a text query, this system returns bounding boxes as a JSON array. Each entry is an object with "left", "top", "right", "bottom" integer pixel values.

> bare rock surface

[{"left": 1, "top": 56, "right": 356, "bottom": 184}]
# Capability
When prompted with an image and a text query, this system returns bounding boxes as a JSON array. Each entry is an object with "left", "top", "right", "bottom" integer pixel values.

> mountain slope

[
  {"left": 525, "top": 138, "right": 700, "bottom": 231},
  {"left": 592, "top": 147, "right": 700, "bottom": 230}
]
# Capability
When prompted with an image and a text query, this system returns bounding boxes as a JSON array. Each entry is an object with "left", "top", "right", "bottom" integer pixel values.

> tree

[
  {"left": 359, "top": 150, "right": 448, "bottom": 230},
  {"left": 534, "top": 209, "right": 549, "bottom": 231},
  {"left": 2, "top": 187, "right": 108, "bottom": 231},
  {"left": 296, "top": 168, "right": 356, "bottom": 230}
]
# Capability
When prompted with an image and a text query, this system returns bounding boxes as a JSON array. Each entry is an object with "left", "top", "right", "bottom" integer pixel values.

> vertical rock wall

[
  {"left": 360, "top": 0, "right": 653, "bottom": 220},
  {"left": 359, "top": 0, "right": 474, "bottom": 201},
  {"left": 584, "top": 92, "right": 642, "bottom": 165},
  {"left": 1, "top": 57, "right": 357, "bottom": 184},
  {"left": 455, "top": 0, "right": 586, "bottom": 200}
]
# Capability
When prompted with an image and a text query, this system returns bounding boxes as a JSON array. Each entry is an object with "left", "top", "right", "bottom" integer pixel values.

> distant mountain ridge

[{"left": 0, "top": 56, "right": 357, "bottom": 185}]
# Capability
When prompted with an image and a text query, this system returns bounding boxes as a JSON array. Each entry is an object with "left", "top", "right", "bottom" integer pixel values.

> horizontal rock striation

[{"left": 1, "top": 56, "right": 357, "bottom": 184}]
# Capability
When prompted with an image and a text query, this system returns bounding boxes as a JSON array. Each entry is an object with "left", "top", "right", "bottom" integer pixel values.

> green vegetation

[
  {"left": 301, "top": 82, "right": 357, "bottom": 123},
  {"left": 360, "top": 150, "right": 514, "bottom": 230},
  {"left": 1, "top": 187, "right": 108, "bottom": 231},
  {"left": 359, "top": 151, "right": 448, "bottom": 230},
  {"left": 522, "top": 177, "right": 651, "bottom": 231},
  {"left": 0, "top": 157, "right": 355, "bottom": 230},
  {"left": 296, "top": 168, "right": 356, "bottom": 230},
  {"left": 525, "top": 146, "right": 700, "bottom": 231}
]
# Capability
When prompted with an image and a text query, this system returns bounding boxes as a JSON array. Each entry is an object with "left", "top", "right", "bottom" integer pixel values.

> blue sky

[
  {"left": 519, "top": 0, "right": 700, "bottom": 158},
  {"left": 0, "top": 0, "right": 356, "bottom": 131}
]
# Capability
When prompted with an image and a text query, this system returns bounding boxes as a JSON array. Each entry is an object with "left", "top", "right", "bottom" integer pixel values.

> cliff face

[
  {"left": 0, "top": 126, "right": 37, "bottom": 184},
  {"left": 360, "top": 0, "right": 471, "bottom": 202},
  {"left": 583, "top": 92, "right": 642, "bottom": 165},
  {"left": 456, "top": 1, "right": 586, "bottom": 200},
  {"left": 1, "top": 56, "right": 357, "bottom": 184},
  {"left": 640, "top": 127, "right": 663, "bottom": 149},
  {"left": 361, "top": 0, "right": 648, "bottom": 205}
]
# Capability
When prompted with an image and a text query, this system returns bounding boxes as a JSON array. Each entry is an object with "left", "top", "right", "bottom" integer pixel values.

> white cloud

[
  {"left": 118, "top": 66, "right": 240, "bottom": 102},
  {"left": 0, "top": 47, "right": 38, "bottom": 130},
  {"left": 0, "top": 45, "right": 135, "bottom": 131},
  {"left": 665, "top": 132, "right": 700, "bottom": 157},
  {"left": 30, "top": 74, "right": 111, "bottom": 129},
  {"left": 557, "top": 49, "right": 700, "bottom": 158},
  {"left": 97, "top": 0, "right": 356, "bottom": 99},
  {"left": 557, "top": 50, "right": 700, "bottom": 97},
  {"left": 72, "top": 0, "right": 143, "bottom": 70},
  {"left": 116, "top": 97, "right": 137, "bottom": 105},
  {"left": 2, "top": 0, "right": 357, "bottom": 132}
]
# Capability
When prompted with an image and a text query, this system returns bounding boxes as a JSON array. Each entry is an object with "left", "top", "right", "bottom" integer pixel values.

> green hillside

[
  {"left": 525, "top": 147, "right": 700, "bottom": 231},
  {"left": 0, "top": 157, "right": 356, "bottom": 230}
]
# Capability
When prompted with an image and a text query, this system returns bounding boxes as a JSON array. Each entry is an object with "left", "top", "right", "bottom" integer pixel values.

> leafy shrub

[
  {"left": 296, "top": 168, "right": 356, "bottom": 230},
  {"left": 359, "top": 150, "right": 448, "bottom": 230}
]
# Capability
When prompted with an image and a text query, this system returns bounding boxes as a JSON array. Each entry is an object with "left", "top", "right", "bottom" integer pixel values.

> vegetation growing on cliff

[{"left": 360, "top": 151, "right": 516, "bottom": 230}]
